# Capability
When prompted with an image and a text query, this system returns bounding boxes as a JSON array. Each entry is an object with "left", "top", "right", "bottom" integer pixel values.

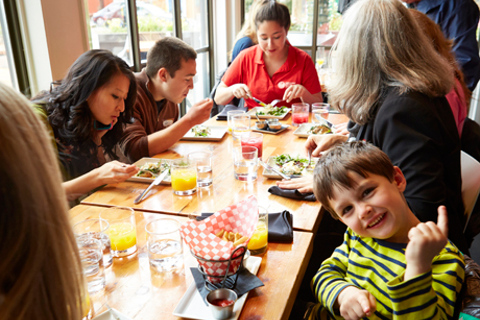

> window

[{"left": 85, "top": 0, "right": 213, "bottom": 115}]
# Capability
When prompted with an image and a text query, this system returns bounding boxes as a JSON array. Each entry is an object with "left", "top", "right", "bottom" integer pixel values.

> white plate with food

[
  {"left": 262, "top": 154, "right": 316, "bottom": 179},
  {"left": 181, "top": 125, "right": 228, "bottom": 141},
  {"left": 248, "top": 106, "right": 291, "bottom": 119},
  {"left": 126, "top": 158, "right": 171, "bottom": 184},
  {"left": 92, "top": 307, "right": 133, "bottom": 320},
  {"left": 293, "top": 122, "right": 335, "bottom": 138},
  {"left": 172, "top": 256, "right": 262, "bottom": 320},
  {"left": 252, "top": 124, "right": 289, "bottom": 135}
]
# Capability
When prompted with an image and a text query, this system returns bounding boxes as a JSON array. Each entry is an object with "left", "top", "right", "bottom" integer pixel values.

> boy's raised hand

[
  {"left": 337, "top": 286, "right": 376, "bottom": 320},
  {"left": 404, "top": 206, "right": 449, "bottom": 280}
]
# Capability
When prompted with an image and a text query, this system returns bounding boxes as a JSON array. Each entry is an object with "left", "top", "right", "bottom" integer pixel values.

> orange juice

[
  {"left": 248, "top": 221, "right": 268, "bottom": 253},
  {"left": 171, "top": 169, "right": 197, "bottom": 191},
  {"left": 107, "top": 222, "right": 137, "bottom": 251}
]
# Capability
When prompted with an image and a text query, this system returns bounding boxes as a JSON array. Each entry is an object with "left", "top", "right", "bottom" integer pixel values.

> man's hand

[
  {"left": 337, "top": 286, "right": 377, "bottom": 320},
  {"left": 404, "top": 206, "right": 449, "bottom": 280},
  {"left": 185, "top": 98, "right": 213, "bottom": 125}
]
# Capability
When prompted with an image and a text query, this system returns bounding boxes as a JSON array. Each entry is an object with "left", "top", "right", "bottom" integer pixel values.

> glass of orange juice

[
  {"left": 247, "top": 206, "right": 268, "bottom": 255},
  {"left": 100, "top": 207, "right": 137, "bottom": 257},
  {"left": 171, "top": 158, "right": 197, "bottom": 196}
]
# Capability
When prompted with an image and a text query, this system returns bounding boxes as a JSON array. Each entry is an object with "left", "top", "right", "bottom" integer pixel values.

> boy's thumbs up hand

[{"left": 404, "top": 206, "right": 449, "bottom": 281}]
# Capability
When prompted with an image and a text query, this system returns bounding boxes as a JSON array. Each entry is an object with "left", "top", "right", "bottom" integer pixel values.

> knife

[
  {"left": 134, "top": 169, "right": 169, "bottom": 204},
  {"left": 259, "top": 160, "right": 291, "bottom": 180},
  {"left": 247, "top": 94, "right": 269, "bottom": 108}
]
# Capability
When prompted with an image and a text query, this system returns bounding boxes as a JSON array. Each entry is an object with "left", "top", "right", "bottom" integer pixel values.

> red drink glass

[
  {"left": 241, "top": 132, "right": 263, "bottom": 158},
  {"left": 292, "top": 103, "right": 310, "bottom": 127}
]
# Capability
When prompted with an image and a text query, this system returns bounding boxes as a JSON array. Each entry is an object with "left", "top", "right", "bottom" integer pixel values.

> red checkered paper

[{"left": 180, "top": 195, "right": 259, "bottom": 282}]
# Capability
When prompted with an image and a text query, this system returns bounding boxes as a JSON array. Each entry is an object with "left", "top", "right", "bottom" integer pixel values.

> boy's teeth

[{"left": 368, "top": 214, "right": 384, "bottom": 227}]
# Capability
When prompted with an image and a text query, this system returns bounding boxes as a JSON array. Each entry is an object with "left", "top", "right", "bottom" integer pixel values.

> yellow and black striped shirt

[{"left": 311, "top": 228, "right": 465, "bottom": 319}]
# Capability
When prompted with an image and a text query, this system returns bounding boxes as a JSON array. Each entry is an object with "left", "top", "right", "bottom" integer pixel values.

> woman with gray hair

[{"left": 280, "top": 0, "right": 469, "bottom": 253}]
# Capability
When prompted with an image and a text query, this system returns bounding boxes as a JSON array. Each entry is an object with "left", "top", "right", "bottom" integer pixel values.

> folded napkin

[
  {"left": 216, "top": 104, "right": 249, "bottom": 121},
  {"left": 196, "top": 211, "right": 293, "bottom": 243},
  {"left": 268, "top": 186, "right": 317, "bottom": 202},
  {"left": 191, "top": 266, "right": 264, "bottom": 305}
]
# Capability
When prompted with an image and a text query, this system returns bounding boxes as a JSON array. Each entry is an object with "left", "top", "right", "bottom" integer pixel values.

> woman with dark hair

[
  {"left": 215, "top": 0, "right": 322, "bottom": 108},
  {"left": 33, "top": 49, "right": 138, "bottom": 201}
]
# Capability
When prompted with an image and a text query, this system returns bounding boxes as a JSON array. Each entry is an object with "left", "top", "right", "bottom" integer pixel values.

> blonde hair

[
  {"left": 0, "top": 83, "right": 86, "bottom": 319},
  {"left": 329, "top": 0, "right": 454, "bottom": 125},
  {"left": 229, "top": 0, "right": 267, "bottom": 60},
  {"left": 409, "top": 9, "right": 471, "bottom": 109}
]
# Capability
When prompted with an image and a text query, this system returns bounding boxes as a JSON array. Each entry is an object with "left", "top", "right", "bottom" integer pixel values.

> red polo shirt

[{"left": 222, "top": 44, "right": 322, "bottom": 108}]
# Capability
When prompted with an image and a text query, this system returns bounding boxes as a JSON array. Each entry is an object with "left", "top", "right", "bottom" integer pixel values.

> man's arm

[{"left": 147, "top": 98, "right": 213, "bottom": 156}]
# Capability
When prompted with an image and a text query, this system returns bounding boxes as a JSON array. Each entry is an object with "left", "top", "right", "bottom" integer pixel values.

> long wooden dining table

[
  {"left": 71, "top": 204, "right": 314, "bottom": 320},
  {"left": 81, "top": 112, "right": 348, "bottom": 233}
]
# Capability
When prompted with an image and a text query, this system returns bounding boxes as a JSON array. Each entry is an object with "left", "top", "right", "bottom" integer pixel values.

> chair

[{"left": 461, "top": 151, "right": 480, "bottom": 235}]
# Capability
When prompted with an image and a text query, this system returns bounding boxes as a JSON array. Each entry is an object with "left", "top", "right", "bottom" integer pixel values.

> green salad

[{"left": 257, "top": 106, "right": 288, "bottom": 116}]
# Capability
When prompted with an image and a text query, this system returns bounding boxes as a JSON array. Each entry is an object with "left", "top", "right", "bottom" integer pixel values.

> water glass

[
  {"left": 73, "top": 218, "right": 113, "bottom": 268},
  {"left": 241, "top": 132, "right": 263, "bottom": 159},
  {"left": 247, "top": 206, "right": 268, "bottom": 255},
  {"left": 188, "top": 151, "right": 213, "bottom": 187},
  {"left": 227, "top": 110, "right": 246, "bottom": 133},
  {"left": 233, "top": 145, "right": 258, "bottom": 181},
  {"left": 231, "top": 114, "right": 251, "bottom": 140},
  {"left": 171, "top": 158, "right": 197, "bottom": 195},
  {"left": 292, "top": 103, "right": 309, "bottom": 127},
  {"left": 77, "top": 235, "right": 106, "bottom": 294},
  {"left": 312, "top": 103, "right": 330, "bottom": 123},
  {"left": 100, "top": 207, "right": 137, "bottom": 257},
  {"left": 145, "top": 218, "right": 184, "bottom": 273}
]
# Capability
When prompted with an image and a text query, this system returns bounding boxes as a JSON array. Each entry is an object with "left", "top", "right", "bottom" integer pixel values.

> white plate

[
  {"left": 126, "top": 158, "right": 171, "bottom": 184},
  {"left": 248, "top": 107, "right": 291, "bottom": 119},
  {"left": 181, "top": 126, "right": 228, "bottom": 141},
  {"left": 93, "top": 307, "right": 133, "bottom": 320},
  {"left": 252, "top": 124, "right": 289, "bottom": 135},
  {"left": 172, "top": 256, "right": 262, "bottom": 320},
  {"left": 262, "top": 155, "right": 315, "bottom": 179},
  {"left": 293, "top": 123, "right": 335, "bottom": 138}
]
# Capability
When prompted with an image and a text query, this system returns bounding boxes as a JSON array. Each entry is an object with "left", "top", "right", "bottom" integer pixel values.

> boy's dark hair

[
  {"left": 255, "top": 0, "right": 291, "bottom": 31},
  {"left": 146, "top": 37, "right": 197, "bottom": 79},
  {"left": 313, "top": 141, "right": 396, "bottom": 219}
]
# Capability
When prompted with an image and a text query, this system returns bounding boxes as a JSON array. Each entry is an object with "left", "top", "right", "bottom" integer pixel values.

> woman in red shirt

[{"left": 214, "top": 1, "right": 322, "bottom": 109}]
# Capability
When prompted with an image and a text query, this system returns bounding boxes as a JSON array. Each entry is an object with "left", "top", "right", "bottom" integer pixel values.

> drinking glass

[
  {"left": 231, "top": 114, "right": 251, "bottom": 141},
  {"left": 292, "top": 103, "right": 309, "bottom": 127},
  {"left": 312, "top": 103, "right": 330, "bottom": 123},
  {"left": 77, "top": 235, "right": 106, "bottom": 294},
  {"left": 171, "top": 158, "right": 197, "bottom": 195},
  {"left": 145, "top": 218, "right": 184, "bottom": 273},
  {"left": 73, "top": 218, "right": 113, "bottom": 268},
  {"left": 247, "top": 206, "right": 268, "bottom": 255},
  {"left": 188, "top": 151, "right": 213, "bottom": 187},
  {"left": 241, "top": 132, "right": 263, "bottom": 159},
  {"left": 233, "top": 145, "right": 258, "bottom": 181},
  {"left": 227, "top": 110, "right": 246, "bottom": 133},
  {"left": 100, "top": 207, "right": 137, "bottom": 257}
]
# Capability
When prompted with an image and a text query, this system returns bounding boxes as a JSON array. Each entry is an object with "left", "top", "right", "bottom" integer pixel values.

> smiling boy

[
  {"left": 309, "top": 141, "right": 465, "bottom": 319},
  {"left": 120, "top": 37, "right": 213, "bottom": 162}
]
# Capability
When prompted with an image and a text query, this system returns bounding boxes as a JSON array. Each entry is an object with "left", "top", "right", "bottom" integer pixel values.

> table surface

[
  {"left": 82, "top": 113, "right": 347, "bottom": 233},
  {"left": 71, "top": 205, "right": 314, "bottom": 320}
]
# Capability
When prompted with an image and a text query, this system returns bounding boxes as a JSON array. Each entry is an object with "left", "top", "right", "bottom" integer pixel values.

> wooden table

[
  {"left": 71, "top": 205, "right": 314, "bottom": 320},
  {"left": 82, "top": 113, "right": 348, "bottom": 233}
]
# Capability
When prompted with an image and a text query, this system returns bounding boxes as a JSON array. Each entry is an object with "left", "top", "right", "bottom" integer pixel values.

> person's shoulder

[{"left": 234, "top": 36, "right": 254, "bottom": 48}]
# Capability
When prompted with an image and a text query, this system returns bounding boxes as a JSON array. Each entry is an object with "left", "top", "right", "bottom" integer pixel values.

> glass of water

[
  {"left": 231, "top": 114, "right": 251, "bottom": 141},
  {"left": 73, "top": 218, "right": 113, "bottom": 268},
  {"left": 312, "top": 103, "right": 330, "bottom": 123},
  {"left": 188, "top": 151, "right": 213, "bottom": 188},
  {"left": 145, "top": 218, "right": 184, "bottom": 273},
  {"left": 227, "top": 110, "right": 246, "bottom": 133},
  {"left": 233, "top": 145, "right": 258, "bottom": 181},
  {"left": 77, "top": 235, "right": 106, "bottom": 294}
]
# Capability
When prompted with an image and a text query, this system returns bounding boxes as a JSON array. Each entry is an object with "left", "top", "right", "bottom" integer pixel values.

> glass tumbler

[
  {"left": 292, "top": 103, "right": 310, "bottom": 127},
  {"left": 188, "top": 151, "right": 213, "bottom": 187},
  {"left": 227, "top": 110, "right": 246, "bottom": 133},
  {"left": 247, "top": 206, "right": 268, "bottom": 255},
  {"left": 312, "top": 103, "right": 330, "bottom": 123},
  {"left": 145, "top": 218, "right": 184, "bottom": 273},
  {"left": 73, "top": 218, "right": 113, "bottom": 268},
  {"left": 171, "top": 158, "right": 197, "bottom": 195},
  {"left": 99, "top": 207, "right": 137, "bottom": 257}
]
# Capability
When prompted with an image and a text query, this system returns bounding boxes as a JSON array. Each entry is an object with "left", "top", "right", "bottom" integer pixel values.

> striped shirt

[{"left": 310, "top": 228, "right": 465, "bottom": 319}]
